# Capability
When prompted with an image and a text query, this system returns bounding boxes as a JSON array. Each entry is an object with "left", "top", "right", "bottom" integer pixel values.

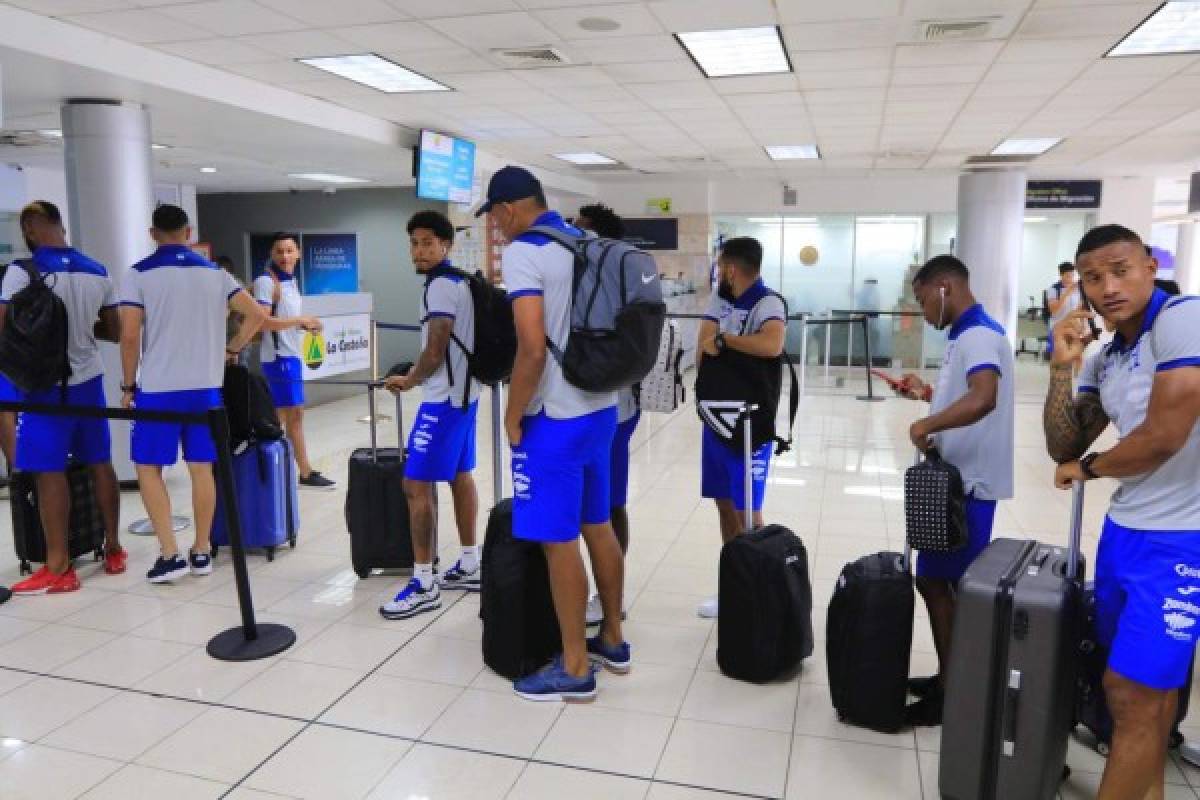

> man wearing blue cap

[{"left": 478, "top": 166, "right": 630, "bottom": 702}]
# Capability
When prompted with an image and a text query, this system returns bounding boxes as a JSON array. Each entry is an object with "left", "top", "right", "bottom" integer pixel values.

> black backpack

[
  {"left": 532, "top": 227, "right": 666, "bottom": 393},
  {"left": 903, "top": 448, "right": 968, "bottom": 552},
  {"left": 221, "top": 364, "right": 283, "bottom": 453},
  {"left": 434, "top": 268, "right": 516, "bottom": 400},
  {"left": 0, "top": 259, "right": 71, "bottom": 396}
]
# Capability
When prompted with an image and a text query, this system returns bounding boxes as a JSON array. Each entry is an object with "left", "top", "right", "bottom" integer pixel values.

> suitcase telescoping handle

[
  {"left": 741, "top": 403, "right": 759, "bottom": 533},
  {"left": 1068, "top": 479, "right": 1085, "bottom": 581}
]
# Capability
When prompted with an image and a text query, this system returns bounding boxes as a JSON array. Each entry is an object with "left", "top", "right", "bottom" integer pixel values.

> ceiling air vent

[
  {"left": 0, "top": 131, "right": 55, "bottom": 147},
  {"left": 919, "top": 16, "right": 1001, "bottom": 41},
  {"left": 964, "top": 153, "right": 1038, "bottom": 167},
  {"left": 491, "top": 46, "right": 571, "bottom": 69}
]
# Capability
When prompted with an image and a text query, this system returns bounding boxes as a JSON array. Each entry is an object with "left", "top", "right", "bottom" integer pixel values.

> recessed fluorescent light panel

[
  {"left": 991, "top": 137, "right": 1062, "bottom": 156},
  {"left": 675, "top": 26, "right": 792, "bottom": 78},
  {"left": 37, "top": 129, "right": 62, "bottom": 138},
  {"left": 1108, "top": 1, "right": 1200, "bottom": 57},
  {"left": 199, "top": 167, "right": 217, "bottom": 174},
  {"left": 298, "top": 54, "right": 450, "bottom": 93},
  {"left": 288, "top": 172, "right": 369, "bottom": 184},
  {"left": 765, "top": 145, "right": 820, "bottom": 161},
  {"left": 152, "top": 143, "right": 170, "bottom": 150},
  {"left": 553, "top": 152, "right": 617, "bottom": 166}
]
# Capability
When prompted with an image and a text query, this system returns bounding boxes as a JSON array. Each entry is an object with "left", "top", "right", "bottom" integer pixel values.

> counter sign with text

[{"left": 301, "top": 233, "right": 359, "bottom": 295}]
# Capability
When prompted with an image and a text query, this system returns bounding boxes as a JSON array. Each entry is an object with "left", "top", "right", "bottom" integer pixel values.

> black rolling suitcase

[
  {"left": 717, "top": 404, "right": 813, "bottom": 684},
  {"left": 11, "top": 465, "right": 105, "bottom": 575},
  {"left": 345, "top": 381, "right": 434, "bottom": 579},
  {"left": 826, "top": 548, "right": 914, "bottom": 733},
  {"left": 480, "top": 385, "right": 561, "bottom": 680},
  {"left": 939, "top": 482, "right": 1087, "bottom": 800}
]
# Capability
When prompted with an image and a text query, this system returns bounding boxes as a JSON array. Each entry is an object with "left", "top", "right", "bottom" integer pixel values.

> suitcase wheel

[
  {"left": 354, "top": 566, "right": 370, "bottom": 580},
  {"left": 288, "top": 536, "right": 296, "bottom": 549},
  {"left": 1096, "top": 741, "right": 1111, "bottom": 757},
  {"left": 19, "top": 560, "right": 31, "bottom": 576},
  {"left": 94, "top": 549, "right": 102, "bottom": 562},
  {"left": 265, "top": 547, "right": 276, "bottom": 562}
]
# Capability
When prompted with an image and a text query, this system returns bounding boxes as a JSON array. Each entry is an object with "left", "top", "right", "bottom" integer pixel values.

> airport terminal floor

[{"left": 0, "top": 364, "right": 1194, "bottom": 800}]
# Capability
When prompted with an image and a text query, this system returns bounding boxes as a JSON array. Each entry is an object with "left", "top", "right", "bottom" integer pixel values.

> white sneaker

[
  {"left": 585, "top": 593, "right": 629, "bottom": 627},
  {"left": 697, "top": 596, "right": 719, "bottom": 619}
]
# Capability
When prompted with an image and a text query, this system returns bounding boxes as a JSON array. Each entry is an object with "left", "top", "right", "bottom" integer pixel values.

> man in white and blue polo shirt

[
  {"left": 1046, "top": 225, "right": 1200, "bottom": 798},
  {"left": 3, "top": 201, "right": 126, "bottom": 594},
  {"left": 380, "top": 210, "right": 481, "bottom": 620},
  {"left": 896, "top": 254, "right": 1014, "bottom": 727},
  {"left": 694, "top": 237, "right": 787, "bottom": 620},
  {"left": 481, "top": 166, "right": 630, "bottom": 701},
  {"left": 120, "top": 205, "right": 286, "bottom": 584}
]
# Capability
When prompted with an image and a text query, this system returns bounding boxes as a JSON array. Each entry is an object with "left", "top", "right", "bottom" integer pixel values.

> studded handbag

[{"left": 904, "top": 448, "right": 968, "bottom": 553}]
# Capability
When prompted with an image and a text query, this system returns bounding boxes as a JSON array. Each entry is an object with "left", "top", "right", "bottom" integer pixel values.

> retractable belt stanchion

[
  {"left": 0, "top": 400, "right": 296, "bottom": 662},
  {"left": 857, "top": 314, "right": 885, "bottom": 403},
  {"left": 824, "top": 313, "right": 832, "bottom": 381},
  {"left": 798, "top": 315, "right": 808, "bottom": 403}
]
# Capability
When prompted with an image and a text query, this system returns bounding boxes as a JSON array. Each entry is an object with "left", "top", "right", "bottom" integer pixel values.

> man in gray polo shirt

[
  {"left": 1045, "top": 225, "right": 1200, "bottom": 799},
  {"left": 897, "top": 254, "right": 1015, "bottom": 726}
]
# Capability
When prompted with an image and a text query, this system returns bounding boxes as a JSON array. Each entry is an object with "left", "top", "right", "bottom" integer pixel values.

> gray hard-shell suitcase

[{"left": 939, "top": 482, "right": 1086, "bottom": 800}]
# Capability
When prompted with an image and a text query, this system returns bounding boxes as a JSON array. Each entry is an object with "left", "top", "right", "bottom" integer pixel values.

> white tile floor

[{"left": 0, "top": 363, "right": 1197, "bottom": 799}]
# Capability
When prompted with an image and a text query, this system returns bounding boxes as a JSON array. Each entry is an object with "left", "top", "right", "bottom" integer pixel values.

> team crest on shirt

[{"left": 302, "top": 331, "right": 326, "bottom": 370}]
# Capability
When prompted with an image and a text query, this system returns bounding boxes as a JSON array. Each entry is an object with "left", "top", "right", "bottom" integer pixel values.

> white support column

[
  {"left": 1176, "top": 222, "right": 1200, "bottom": 296},
  {"left": 62, "top": 100, "right": 156, "bottom": 482},
  {"left": 1097, "top": 176, "right": 1156, "bottom": 240},
  {"left": 956, "top": 170, "right": 1026, "bottom": 345}
]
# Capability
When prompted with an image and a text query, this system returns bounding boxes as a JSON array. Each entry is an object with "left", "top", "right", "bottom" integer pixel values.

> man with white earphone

[{"left": 895, "top": 255, "right": 1015, "bottom": 726}]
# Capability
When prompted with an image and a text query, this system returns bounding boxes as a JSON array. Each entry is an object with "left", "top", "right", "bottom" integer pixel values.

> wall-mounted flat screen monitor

[{"left": 416, "top": 130, "right": 476, "bottom": 204}]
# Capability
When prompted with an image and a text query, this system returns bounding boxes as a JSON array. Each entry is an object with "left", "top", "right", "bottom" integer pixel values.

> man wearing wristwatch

[{"left": 1044, "top": 224, "right": 1200, "bottom": 800}]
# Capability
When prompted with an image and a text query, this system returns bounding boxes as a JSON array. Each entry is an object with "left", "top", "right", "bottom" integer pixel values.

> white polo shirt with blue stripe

[
  {"left": 120, "top": 245, "right": 241, "bottom": 393},
  {"left": 421, "top": 262, "right": 479, "bottom": 406},
  {"left": 1079, "top": 290, "right": 1200, "bottom": 531},
  {"left": 703, "top": 278, "right": 787, "bottom": 336},
  {"left": 0, "top": 246, "right": 116, "bottom": 386},
  {"left": 930, "top": 303, "right": 1015, "bottom": 502},
  {"left": 502, "top": 211, "right": 616, "bottom": 419},
  {"left": 253, "top": 270, "right": 303, "bottom": 363}
]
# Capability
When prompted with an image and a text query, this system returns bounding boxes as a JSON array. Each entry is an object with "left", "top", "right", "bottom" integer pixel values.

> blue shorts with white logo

[
  {"left": 131, "top": 388, "right": 221, "bottom": 466},
  {"left": 701, "top": 426, "right": 771, "bottom": 512},
  {"left": 15, "top": 376, "right": 111, "bottom": 472},
  {"left": 512, "top": 407, "right": 617, "bottom": 544},
  {"left": 916, "top": 495, "right": 996, "bottom": 582},
  {"left": 1095, "top": 517, "right": 1200, "bottom": 690},
  {"left": 0, "top": 374, "right": 21, "bottom": 403},
  {"left": 404, "top": 400, "right": 478, "bottom": 482},
  {"left": 610, "top": 411, "right": 640, "bottom": 509},
  {"left": 263, "top": 356, "right": 305, "bottom": 409}
]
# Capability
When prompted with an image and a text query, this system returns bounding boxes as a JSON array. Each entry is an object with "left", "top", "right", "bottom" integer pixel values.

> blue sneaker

[
  {"left": 189, "top": 550, "right": 213, "bottom": 576},
  {"left": 379, "top": 578, "right": 441, "bottom": 620},
  {"left": 513, "top": 656, "right": 597, "bottom": 702},
  {"left": 147, "top": 554, "right": 190, "bottom": 584},
  {"left": 439, "top": 560, "right": 481, "bottom": 592},
  {"left": 587, "top": 635, "right": 632, "bottom": 674}
]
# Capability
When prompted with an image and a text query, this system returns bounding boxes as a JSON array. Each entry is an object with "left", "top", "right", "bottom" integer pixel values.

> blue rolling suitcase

[{"left": 212, "top": 438, "right": 298, "bottom": 561}]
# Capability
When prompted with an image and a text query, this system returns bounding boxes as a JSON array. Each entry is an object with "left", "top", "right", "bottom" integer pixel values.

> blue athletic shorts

[
  {"left": 610, "top": 411, "right": 640, "bottom": 509},
  {"left": 511, "top": 406, "right": 617, "bottom": 543},
  {"left": 0, "top": 374, "right": 21, "bottom": 403},
  {"left": 15, "top": 376, "right": 111, "bottom": 472},
  {"left": 131, "top": 388, "right": 221, "bottom": 466},
  {"left": 1095, "top": 517, "right": 1200, "bottom": 690},
  {"left": 916, "top": 495, "right": 997, "bottom": 582},
  {"left": 262, "top": 356, "right": 305, "bottom": 408},
  {"left": 404, "top": 400, "right": 478, "bottom": 482},
  {"left": 701, "top": 426, "right": 771, "bottom": 512}
]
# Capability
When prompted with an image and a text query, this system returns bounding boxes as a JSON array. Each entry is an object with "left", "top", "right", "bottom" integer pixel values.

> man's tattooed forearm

[{"left": 1043, "top": 367, "right": 1108, "bottom": 463}]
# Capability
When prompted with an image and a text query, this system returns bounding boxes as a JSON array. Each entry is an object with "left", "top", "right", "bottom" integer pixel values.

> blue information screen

[
  {"left": 417, "top": 130, "right": 476, "bottom": 204},
  {"left": 302, "top": 233, "right": 359, "bottom": 295}
]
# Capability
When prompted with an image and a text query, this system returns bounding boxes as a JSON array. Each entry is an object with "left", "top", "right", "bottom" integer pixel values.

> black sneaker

[
  {"left": 147, "top": 554, "right": 190, "bottom": 584},
  {"left": 908, "top": 674, "right": 941, "bottom": 700},
  {"left": 299, "top": 471, "right": 336, "bottom": 489},
  {"left": 0, "top": 586, "right": 11, "bottom": 605},
  {"left": 905, "top": 692, "right": 944, "bottom": 727}
]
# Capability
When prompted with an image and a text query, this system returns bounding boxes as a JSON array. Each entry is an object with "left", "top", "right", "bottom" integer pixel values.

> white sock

[
  {"left": 414, "top": 563, "right": 435, "bottom": 591},
  {"left": 460, "top": 546, "right": 480, "bottom": 573}
]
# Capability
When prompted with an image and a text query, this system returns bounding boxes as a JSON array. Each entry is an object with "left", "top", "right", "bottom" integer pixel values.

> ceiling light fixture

[
  {"left": 553, "top": 152, "right": 618, "bottom": 166},
  {"left": 991, "top": 137, "right": 1062, "bottom": 156},
  {"left": 199, "top": 166, "right": 217, "bottom": 174},
  {"left": 288, "top": 172, "right": 370, "bottom": 184},
  {"left": 1024, "top": 216, "right": 1048, "bottom": 223},
  {"left": 765, "top": 145, "right": 820, "bottom": 161},
  {"left": 675, "top": 26, "right": 792, "bottom": 78},
  {"left": 152, "top": 143, "right": 171, "bottom": 150},
  {"left": 37, "top": 129, "right": 62, "bottom": 138},
  {"left": 1108, "top": 1, "right": 1200, "bottom": 57},
  {"left": 298, "top": 53, "right": 451, "bottom": 93}
]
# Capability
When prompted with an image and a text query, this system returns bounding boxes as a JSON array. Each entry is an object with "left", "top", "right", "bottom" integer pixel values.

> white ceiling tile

[
  {"left": 663, "top": 107, "right": 741, "bottom": 124},
  {"left": 519, "top": 66, "right": 620, "bottom": 89},
  {"left": 564, "top": 35, "right": 684, "bottom": 65},
  {"left": 628, "top": 80, "right": 718, "bottom": 104},
  {"left": 392, "top": 47, "right": 496, "bottom": 73},
  {"left": 517, "top": 0, "right": 641, "bottom": 7},
  {"left": 891, "top": 64, "right": 988, "bottom": 86},
  {"left": 226, "top": 59, "right": 330, "bottom": 83},
  {"left": 7, "top": 0, "right": 135, "bottom": 12},
  {"left": 64, "top": 9, "right": 218, "bottom": 42},
  {"left": 1081, "top": 54, "right": 1198, "bottom": 78},
  {"left": 995, "top": 36, "right": 1112, "bottom": 62},
  {"left": 251, "top": 30, "right": 358, "bottom": 59},
  {"left": 389, "top": 0, "right": 518, "bottom": 16},
  {"left": 533, "top": 4, "right": 664, "bottom": 39},
  {"left": 783, "top": 19, "right": 901, "bottom": 51},
  {"left": 256, "top": 0, "right": 407, "bottom": 25},
  {"left": 459, "top": 87, "right": 557, "bottom": 106},
  {"left": 886, "top": 85, "right": 973, "bottom": 104},
  {"left": 279, "top": 77, "right": 382, "bottom": 99},
  {"left": 426, "top": 11, "right": 561, "bottom": 48},
  {"left": 797, "top": 69, "right": 890, "bottom": 90},
  {"left": 332, "top": 21, "right": 458, "bottom": 51},
  {"left": 603, "top": 61, "right": 702, "bottom": 83},
  {"left": 723, "top": 92, "right": 805, "bottom": 109},
  {"left": 970, "top": 79, "right": 1063, "bottom": 98},
  {"left": 804, "top": 87, "right": 887, "bottom": 106},
  {"left": 647, "top": 0, "right": 778, "bottom": 31},
  {"left": 985, "top": 60, "right": 1089, "bottom": 82},
  {"left": 894, "top": 41, "right": 1005, "bottom": 68},
  {"left": 776, "top": 0, "right": 901, "bottom": 23},
  {"left": 1015, "top": 4, "right": 1155, "bottom": 39},
  {"left": 711, "top": 75, "right": 800, "bottom": 95},
  {"left": 788, "top": 47, "right": 893, "bottom": 71},
  {"left": 438, "top": 71, "right": 532, "bottom": 92},
  {"left": 156, "top": 38, "right": 277, "bottom": 65},
  {"left": 158, "top": 0, "right": 307, "bottom": 36}
]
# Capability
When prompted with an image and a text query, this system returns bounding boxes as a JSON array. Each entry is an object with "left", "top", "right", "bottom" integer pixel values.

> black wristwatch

[
  {"left": 1080, "top": 452, "right": 1101, "bottom": 480},
  {"left": 120, "top": 383, "right": 138, "bottom": 393},
  {"left": 714, "top": 332, "right": 727, "bottom": 353}
]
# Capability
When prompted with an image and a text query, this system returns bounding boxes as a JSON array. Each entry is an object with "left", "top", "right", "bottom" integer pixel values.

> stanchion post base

[
  {"left": 207, "top": 623, "right": 296, "bottom": 662},
  {"left": 856, "top": 395, "right": 887, "bottom": 403}
]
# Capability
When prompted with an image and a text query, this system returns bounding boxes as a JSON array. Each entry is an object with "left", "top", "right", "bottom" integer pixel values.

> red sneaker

[
  {"left": 11, "top": 566, "right": 81, "bottom": 595},
  {"left": 104, "top": 547, "right": 128, "bottom": 575}
]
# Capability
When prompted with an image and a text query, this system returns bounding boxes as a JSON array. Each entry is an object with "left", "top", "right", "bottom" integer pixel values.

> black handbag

[{"left": 904, "top": 448, "right": 968, "bottom": 553}]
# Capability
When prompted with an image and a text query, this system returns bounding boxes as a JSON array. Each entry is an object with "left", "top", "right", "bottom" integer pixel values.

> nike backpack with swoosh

[{"left": 529, "top": 227, "right": 666, "bottom": 392}]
